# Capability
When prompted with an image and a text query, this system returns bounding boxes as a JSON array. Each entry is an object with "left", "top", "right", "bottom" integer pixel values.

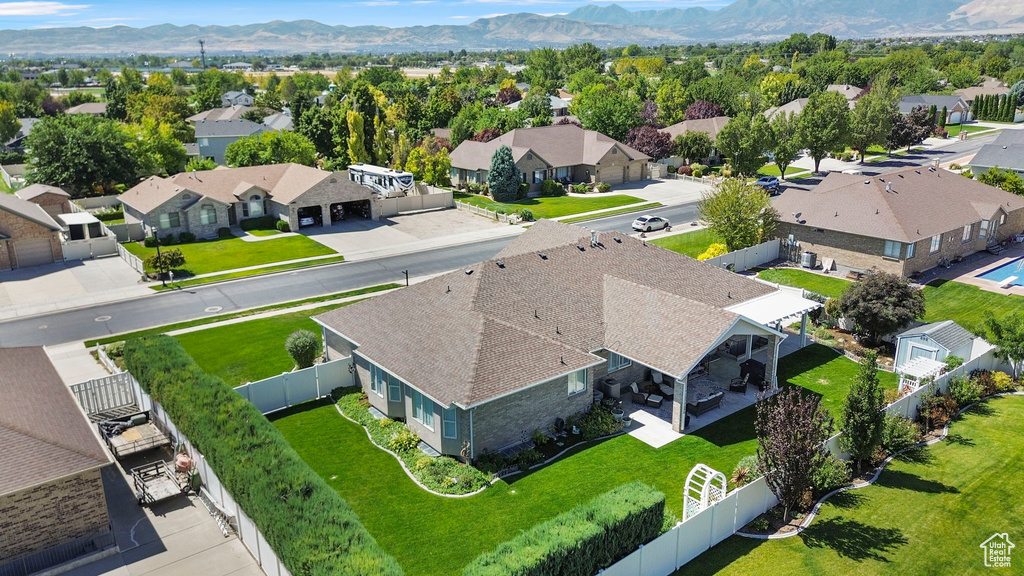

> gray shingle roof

[
  {"left": 661, "top": 116, "right": 730, "bottom": 141},
  {"left": 0, "top": 347, "right": 111, "bottom": 495},
  {"left": 772, "top": 165, "right": 1024, "bottom": 243},
  {"left": 65, "top": 102, "right": 107, "bottom": 115},
  {"left": 898, "top": 95, "right": 967, "bottom": 114},
  {"left": 450, "top": 124, "right": 649, "bottom": 172},
  {"left": 970, "top": 143, "right": 1024, "bottom": 172},
  {"left": 897, "top": 320, "right": 975, "bottom": 352},
  {"left": 187, "top": 105, "right": 251, "bottom": 123},
  {"left": 314, "top": 220, "right": 775, "bottom": 408},
  {"left": 194, "top": 118, "right": 267, "bottom": 138},
  {"left": 0, "top": 192, "right": 63, "bottom": 231},
  {"left": 262, "top": 112, "right": 294, "bottom": 131}
]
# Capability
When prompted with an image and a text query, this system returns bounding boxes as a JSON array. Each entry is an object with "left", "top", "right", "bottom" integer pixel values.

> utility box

[{"left": 801, "top": 251, "right": 817, "bottom": 269}]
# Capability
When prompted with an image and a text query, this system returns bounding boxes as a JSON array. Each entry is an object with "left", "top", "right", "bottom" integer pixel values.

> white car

[{"left": 632, "top": 215, "right": 671, "bottom": 232}]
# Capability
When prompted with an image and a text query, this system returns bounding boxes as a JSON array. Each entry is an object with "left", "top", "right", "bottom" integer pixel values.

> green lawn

[
  {"left": 675, "top": 394, "right": 1024, "bottom": 576},
  {"left": 176, "top": 303, "right": 339, "bottom": 386},
  {"left": 944, "top": 124, "right": 988, "bottom": 137},
  {"left": 757, "top": 165, "right": 810, "bottom": 178},
  {"left": 124, "top": 235, "right": 336, "bottom": 276},
  {"left": 559, "top": 202, "right": 663, "bottom": 224},
  {"left": 454, "top": 192, "right": 645, "bottom": 220},
  {"left": 777, "top": 344, "right": 898, "bottom": 410},
  {"left": 757, "top": 269, "right": 851, "bottom": 299},
  {"left": 922, "top": 279, "right": 1024, "bottom": 334},
  {"left": 270, "top": 345, "right": 890, "bottom": 576},
  {"left": 151, "top": 255, "right": 346, "bottom": 290},
  {"left": 650, "top": 228, "right": 726, "bottom": 258}
]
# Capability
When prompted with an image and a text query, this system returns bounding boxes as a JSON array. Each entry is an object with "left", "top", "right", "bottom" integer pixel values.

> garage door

[
  {"left": 603, "top": 167, "right": 625, "bottom": 186},
  {"left": 14, "top": 238, "right": 54, "bottom": 267}
]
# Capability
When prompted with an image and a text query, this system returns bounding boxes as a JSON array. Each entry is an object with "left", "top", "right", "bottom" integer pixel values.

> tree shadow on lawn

[
  {"left": 825, "top": 490, "right": 866, "bottom": 510},
  {"left": 876, "top": 469, "right": 959, "bottom": 495},
  {"left": 675, "top": 535, "right": 764, "bottom": 576},
  {"left": 800, "top": 517, "right": 908, "bottom": 562},
  {"left": 943, "top": 432, "right": 975, "bottom": 447},
  {"left": 265, "top": 397, "right": 334, "bottom": 423},
  {"left": 892, "top": 446, "right": 935, "bottom": 466}
]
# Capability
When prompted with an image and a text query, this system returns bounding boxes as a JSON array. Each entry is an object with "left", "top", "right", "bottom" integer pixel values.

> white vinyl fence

[
  {"left": 703, "top": 239, "right": 781, "bottom": 272},
  {"left": 234, "top": 357, "right": 353, "bottom": 415},
  {"left": 455, "top": 199, "right": 516, "bottom": 223},
  {"left": 123, "top": 374, "right": 293, "bottom": 576},
  {"left": 117, "top": 242, "right": 145, "bottom": 273}
]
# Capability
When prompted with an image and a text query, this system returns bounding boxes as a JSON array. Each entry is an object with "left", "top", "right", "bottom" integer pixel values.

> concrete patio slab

[
  {"left": 45, "top": 341, "right": 110, "bottom": 385},
  {"left": 0, "top": 257, "right": 151, "bottom": 320}
]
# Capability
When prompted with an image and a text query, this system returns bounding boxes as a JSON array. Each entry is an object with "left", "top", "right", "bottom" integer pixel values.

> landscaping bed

[{"left": 453, "top": 191, "right": 645, "bottom": 220}]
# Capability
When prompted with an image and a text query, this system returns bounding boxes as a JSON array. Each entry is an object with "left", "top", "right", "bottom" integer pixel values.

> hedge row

[
  {"left": 462, "top": 482, "right": 666, "bottom": 576},
  {"left": 124, "top": 336, "right": 403, "bottom": 576}
]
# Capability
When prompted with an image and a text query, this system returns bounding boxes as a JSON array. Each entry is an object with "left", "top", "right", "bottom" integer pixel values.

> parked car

[
  {"left": 632, "top": 215, "right": 671, "bottom": 232},
  {"left": 754, "top": 176, "right": 780, "bottom": 194}
]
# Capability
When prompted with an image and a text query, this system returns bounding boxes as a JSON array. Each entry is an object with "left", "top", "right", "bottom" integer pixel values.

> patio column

[
  {"left": 744, "top": 335, "right": 753, "bottom": 361},
  {"left": 765, "top": 335, "right": 781, "bottom": 390},
  {"left": 671, "top": 375, "right": 688, "bottom": 433},
  {"left": 799, "top": 312, "right": 808, "bottom": 348}
]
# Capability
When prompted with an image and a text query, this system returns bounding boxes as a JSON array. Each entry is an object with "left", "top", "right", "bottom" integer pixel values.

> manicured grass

[
  {"left": 246, "top": 228, "right": 282, "bottom": 237},
  {"left": 757, "top": 165, "right": 810, "bottom": 178},
  {"left": 271, "top": 345, "right": 892, "bottom": 576},
  {"left": 151, "top": 255, "right": 346, "bottom": 291},
  {"left": 675, "top": 394, "right": 1024, "bottom": 576},
  {"left": 777, "top": 344, "right": 898, "bottom": 410},
  {"left": 176, "top": 303, "right": 346, "bottom": 386},
  {"left": 944, "top": 124, "right": 988, "bottom": 137},
  {"left": 757, "top": 269, "right": 851, "bottom": 299},
  {"left": 123, "top": 235, "right": 336, "bottom": 276},
  {"left": 559, "top": 202, "right": 663, "bottom": 223},
  {"left": 85, "top": 283, "right": 400, "bottom": 347},
  {"left": 650, "top": 228, "right": 726, "bottom": 258},
  {"left": 454, "top": 192, "right": 645, "bottom": 220},
  {"left": 922, "top": 279, "right": 1024, "bottom": 334}
]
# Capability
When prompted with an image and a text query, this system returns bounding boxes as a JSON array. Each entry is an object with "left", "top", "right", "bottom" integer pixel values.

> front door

[{"left": 228, "top": 206, "right": 237, "bottom": 225}]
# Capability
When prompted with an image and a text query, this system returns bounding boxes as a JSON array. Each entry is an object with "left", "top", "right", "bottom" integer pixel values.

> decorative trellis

[{"left": 683, "top": 463, "right": 727, "bottom": 522}]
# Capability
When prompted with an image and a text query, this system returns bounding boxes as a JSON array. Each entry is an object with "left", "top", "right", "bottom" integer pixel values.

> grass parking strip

[
  {"left": 559, "top": 202, "right": 663, "bottom": 223},
  {"left": 150, "top": 255, "right": 347, "bottom": 291}
]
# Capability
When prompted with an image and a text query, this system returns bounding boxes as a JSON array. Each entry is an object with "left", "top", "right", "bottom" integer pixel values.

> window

[
  {"left": 883, "top": 240, "right": 901, "bottom": 259},
  {"left": 567, "top": 369, "right": 587, "bottom": 397},
  {"left": 198, "top": 138, "right": 209, "bottom": 146},
  {"left": 248, "top": 194, "right": 264, "bottom": 217},
  {"left": 412, "top": 390, "right": 434, "bottom": 430},
  {"left": 450, "top": 167, "right": 458, "bottom": 180},
  {"left": 369, "top": 365, "right": 385, "bottom": 397},
  {"left": 555, "top": 166, "right": 570, "bottom": 179},
  {"left": 388, "top": 374, "right": 401, "bottom": 403},
  {"left": 1001, "top": 213, "right": 1007, "bottom": 225},
  {"left": 930, "top": 234, "right": 941, "bottom": 254},
  {"left": 906, "top": 241, "right": 915, "bottom": 259},
  {"left": 158, "top": 212, "right": 180, "bottom": 229},
  {"left": 608, "top": 352, "right": 631, "bottom": 372},
  {"left": 962, "top": 224, "right": 972, "bottom": 243},
  {"left": 442, "top": 407, "right": 457, "bottom": 439},
  {"left": 533, "top": 170, "right": 544, "bottom": 184},
  {"left": 200, "top": 205, "right": 217, "bottom": 225},
  {"left": 980, "top": 220, "right": 989, "bottom": 239}
]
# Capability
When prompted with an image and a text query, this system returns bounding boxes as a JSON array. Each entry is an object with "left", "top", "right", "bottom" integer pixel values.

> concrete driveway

[
  {"left": 0, "top": 256, "right": 147, "bottom": 315},
  {"left": 611, "top": 179, "right": 711, "bottom": 205},
  {"left": 302, "top": 207, "right": 503, "bottom": 254}
]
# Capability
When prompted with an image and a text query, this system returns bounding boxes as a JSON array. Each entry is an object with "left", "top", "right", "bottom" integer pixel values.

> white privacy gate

[{"left": 234, "top": 357, "right": 353, "bottom": 414}]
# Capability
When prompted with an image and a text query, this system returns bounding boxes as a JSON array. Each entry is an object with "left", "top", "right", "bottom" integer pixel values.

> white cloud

[
  {"left": 0, "top": 1, "right": 90, "bottom": 16},
  {"left": 447, "top": 14, "right": 470, "bottom": 18},
  {"left": 480, "top": 12, "right": 507, "bottom": 17},
  {"left": 357, "top": 0, "right": 399, "bottom": 5}
]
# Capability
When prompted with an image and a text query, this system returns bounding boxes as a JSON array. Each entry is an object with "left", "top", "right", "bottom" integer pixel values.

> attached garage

[{"left": 14, "top": 238, "right": 55, "bottom": 267}]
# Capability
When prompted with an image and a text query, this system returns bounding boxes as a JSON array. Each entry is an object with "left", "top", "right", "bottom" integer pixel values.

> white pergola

[
  {"left": 895, "top": 357, "right": 945, "bottom": 393},
  {"left": 726, "top": 288, "right": 823, "bottom": 347},
  {"left": 683, "top": 464, "right": 727, "bottom": 522}
]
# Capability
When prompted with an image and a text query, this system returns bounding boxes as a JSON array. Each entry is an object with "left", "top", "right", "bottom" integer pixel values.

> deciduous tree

[
  {"left": 285, "top": 330, "right": 320, "bottom": 369},
  {"left": 345, "top": 110, "right": 371, "bottom": 165},
  {"left": 684, "top": 100, "right": 724, "bottom": 120},
  {"left": 797, "top": 90, "right": 850, "bottom": 172},
  {"left": 698, "top": 178, "right": 779, "bottom": 251},
  {"left": 977, "top": 166, "right": 1024, "bottom": 195},
  {"left": 848, "top": 84, "right": 897, "bottom": 162},
  {"left": 624, "top": 124, "right": 673, "bottom": 160},
  {"left": 145, "top": 248, "right": 185, "bottom": 280},
  {"left": 768, "top": 111, "right": 801, "bottom": 179},
  {"left": 838, "top": 272, "right": 925, "bottom": 344},
  {"left": 225, "top": 130, "right": 317, "bottom": 167},
  {"left": 0, "top": 101, "right": 20, "bottom": 147},
  {"left": 674, "top": 130, "right": 713, "bottom": 164},
  {"left": 716, "top": 112, "right": 769, "bottom": 176},
  {"left": 985, "top": 311, "right": 1024, "bottom": 378},
  {"left": 569, "top": 83, "right": 641, "bottom": 142},
  {"left": 26, "top": 114, "right": 138, "bottom": 196}
]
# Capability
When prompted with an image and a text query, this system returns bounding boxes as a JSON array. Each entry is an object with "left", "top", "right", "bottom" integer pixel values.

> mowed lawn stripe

[
  {"left": 454, "top": 192, "right": 646, "bottom": 219},
  {"left": 124, "top": 235, "right": 336, "bottom": 276}
]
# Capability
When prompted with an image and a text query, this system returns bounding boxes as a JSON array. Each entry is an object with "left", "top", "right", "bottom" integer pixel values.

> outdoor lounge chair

[
  {"left": 629, "top": 382, "right": 648, "bottom": 404},
  {"left": 686, "top": 391, "right": 724, "bottom": 416},
  {"left": 729, "top": 374, "right": 749, "bottom": 393},
  {"left": 658, "top": 383, "right": 675, "bottom": 397}
]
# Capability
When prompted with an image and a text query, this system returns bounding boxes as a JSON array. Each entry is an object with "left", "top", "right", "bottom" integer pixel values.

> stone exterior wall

[
  {"left": 0, "top": 210, "right": 63, "bottom": 269},
  {"left": 0, "top": 467, "right": 110, "bottom": 563},
  {"left": 592, "top": 147, "right": 647, "bottom": 186},
  {"left": 26, "top": 192, "right": 71, "bottom": 218},
  {"left": 470, "top": 368, "right": 594, "bottom": 456}
]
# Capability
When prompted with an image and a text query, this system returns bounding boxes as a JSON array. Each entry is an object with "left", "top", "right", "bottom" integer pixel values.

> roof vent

[
  {"left": 590, "top": 230, "right": 598, "bottom": 247},
  {"left": 446, "top": 285, "right": 451, "bottom": 293},
  {"left": 465, "top": 268, "right": 473, "bottom": 275},
  {"left": 496, "top": 260, "right": 505, "bottom": 268},
  {"left": 577, "top": 244, "right": 585, "bottom": 251},
  {"left": 864, "top": 180, "right": 870, "bottom": 185},
  {"left": 885, "top": 182, "right": 893, "bottom": 192},
  {"left": 539, "top": 252, "right": 547, "bottom": 260},
  {"left": 613, "top": 237, "right": 622, "bottom": 243}
]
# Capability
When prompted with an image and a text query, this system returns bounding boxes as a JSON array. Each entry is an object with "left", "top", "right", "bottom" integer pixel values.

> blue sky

[{"left": 0, "top": 0, "right": 729, "bottom": 29}]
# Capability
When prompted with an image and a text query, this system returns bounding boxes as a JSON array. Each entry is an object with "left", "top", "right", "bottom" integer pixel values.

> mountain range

[{"left": 1, "top": 0, "right": 1023, "bottom": 57}]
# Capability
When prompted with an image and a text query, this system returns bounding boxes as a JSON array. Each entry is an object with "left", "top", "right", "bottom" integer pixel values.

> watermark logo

[{"left": 980, "top": 533, "right": 1014, "bottom": 568}]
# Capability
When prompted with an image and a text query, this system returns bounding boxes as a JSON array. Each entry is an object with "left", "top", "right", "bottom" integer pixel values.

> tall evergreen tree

[
  {"left": 346, "top": 110, "right": 371, "bottom": 165},
  {"left": 939, "top": 106, "right": 948, "bottom": 128},
  {"left": 487, "top": 145, "right": 521, "bottom": 202},
  {"left": 840, "top": 351, "right": 886, "bottom": 474}
]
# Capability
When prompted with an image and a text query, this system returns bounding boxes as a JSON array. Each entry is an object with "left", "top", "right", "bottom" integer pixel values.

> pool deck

[{"left": 929, "top": 242, "right": 1024, "bottom": 296}]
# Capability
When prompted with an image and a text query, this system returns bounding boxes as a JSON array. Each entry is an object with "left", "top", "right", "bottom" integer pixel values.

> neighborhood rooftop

[
  {"left": 0, "top": 347, "right": 111, "bottom": 495},
  {"left": 772, "top": 165, "right": 1024, "bottom": 243},
  {"left": 0, "top": 192, "right": 63, "bottom": 232},
  {"left": 970, "top": 130, "right": 1024, "bottom": 171},
  {"left": 194, "top": 118, "right": 267, "bottom": 138},
  {"left": 187, "top": 105, "right": 251, "bottom": 123},
  {"left": 660, "top": 116, "right": 731, "bottom": 141},
  {"left": 897, "top": 320, "right": 976, "bottom": 353},
  {"left": 449, "top": 123, "right": 650, "bottom": 171},
  {"left": 14, "top": 183, "right": 69, "bottom": 201},
  {"left": 314, "top": 220, "right": 775, "bottom": 408}
]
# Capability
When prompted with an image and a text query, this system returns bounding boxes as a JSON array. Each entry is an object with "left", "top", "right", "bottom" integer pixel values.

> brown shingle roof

[
  {"left": 0, "top": 347, "right": 111, "bottom": 495},
  {"left": 315, "top": 220, "right": 775, "bottom": 408},
  {"left": 450, "top": 124, "right": 650, "bottom": 172},
  {"left": 772, "top": 166, "right": 1024, "bottom": 243},
  {"left": 187, "top": 105, "right": 251, "bottom": 123},
  {"left": 0, "top": 192, "right": 62, "bottom": 231},
  {"left": 15, "top": 183, "right": 70, "bottom": 201},
  {"left": 660, "top": 116, "right": 731, "bottom": 141},
  {"left": 65, "top": 102, "right": 106, "bottom": 115}
]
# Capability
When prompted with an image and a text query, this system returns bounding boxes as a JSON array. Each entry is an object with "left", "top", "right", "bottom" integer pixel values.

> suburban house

[
  {"left": 899, "top": 95, "right": 971, "bottom": 123},
  {"left": 65, "top": 102, "right": 107, "bottom": 116},
  {"left": 449, "top": 124, "right": 650, "bottom": 190},
  {"left": 221, "top": 62, "right": 253, "bottom": 71},
  {"left": 659, "top": 115, "right": 730, "bottom": 165},
  {"left": 119, "top": 163, "right": 377, "bottom": 237},
  {"left": 187, "top": 105, "right": 251, "bottom": 124},
  {"left": 826, "top": 84, "right": 866, "bottom": 101},
  {"left": 15, "top": 183, "right": 71, "bottom": 218},
  {"left": 764, "top": 98, "right": 808, "bottom": 120},
  {"left": 195, "top": 119, "right": 269, "bottom": 164},
  {"left": 507, "top": 95, "right": 571, "bottom": 118},
  {"left": 954, "top": 77, "right": 1008, "bottom": 104},
  {"left": 969, "top": 130, "right": 1024, "bottom": 177},
  {"left": 313, "top": 220, "right": 820, "bottom": 458},
  {"left": 0, "top": 192, "right": 65, "bottom": 268},
  {"left": 772, "top": 166, "right": 1024, "bottom": 277},
  {"left": 0, "top": 347, "right": 113, "bottom": 575},
  {"left": 263, "top": 112, "right": 294, "bottom": 132},
  {"left": 221, "top": 90, "right": 255, "bottom": 107},
  {"left": 3, "top": 117, "right": 38, "bottom": 152}
]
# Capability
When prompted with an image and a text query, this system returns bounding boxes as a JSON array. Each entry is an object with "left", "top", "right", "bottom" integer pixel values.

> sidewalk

[{"left": 0, "top": 284, "right": 153, "bottom": 321}]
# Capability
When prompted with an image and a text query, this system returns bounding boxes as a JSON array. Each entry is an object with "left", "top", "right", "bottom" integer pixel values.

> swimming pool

[{"left": 978, "top": 257, "right": 1024, "bottom": 287}]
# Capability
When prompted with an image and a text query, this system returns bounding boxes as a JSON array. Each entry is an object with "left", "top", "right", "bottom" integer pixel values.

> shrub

[
  {"left": 689, "top": 163, "right": 707, "bottom": 174},
  {"left": 950, "top": 163, "right": 962, "bottom": 170},
  {"left": 122, "top": 337, "right": 403, "bottom": 576},
  {"left": 666, "top": 164, "right": 677, "bottom": 174},
  {"left": 387, "top": 428, "right": 421, "bottom": 453},
  {"left": 883, "top": 388, "right": 902, "bottom": 405},
  {"left": 692, "top": 168, "right": 704, "bottom": 178},
  {"left": 677, "top": 165, "right": 693, "bottom": 176},
  {"left": 932, "top": 126, "right": 949, "bottom": 138},
  {"left": 474, "top": 451, "right": 510, "bottom": 475},
  {"left": 143, "top": 236, "right": 158, "bottom": 248},
  {"left": 949, "top": 375, "right": 981, "bottom": 407},
  {"left": 881, "top": 414, "right": 922, "bottom": 453},
  {"left": 517, "top": 208, "right": 535, "bottom": 222},
  {"left": 539, "top": 179, "right": 565, "bottom": 197},
  {"left": 285, "top": 329, "right": 320, "bottom": 369},
  {"left": 159, "top": 234, "right": 176, "bottom": 246},
  {"left": 918, "top": 389, "right": 958, "bottom": 430},
  {"left": 513, "top": 448, "right": 545, "bottom": 471},
  {"left": 943, "top": 355, "right": 964, "bottom": 371},
  {"left": 697, "top": 243, "right": 728, "bottom": 261},
  {"left": 518, "top": 182, "right": 529, "bottom": 199},
  {"left": 812, "top": 453, "right": 850, "bottom": 494},
  {"left": 178, "top": 232, "right": 196, "bottom": 244},
  {"left": 992, "top": 371, "right": 1015, "bottom": 392},
  {"left": 467, "top": 182, "right": 487, "bottom": 194},
  {"left": 104, "top": 341, "right": 125, "bottom": 358},
  {"left": 531, "top": 428, "right": 550, "bottom": 446},
  {"left": 596, "top": 182, "right": 611, "bottom": 193},
  {"left": 239, "top": 215, "right": 276, "bottom": 231},
  {"left": 571, "top": 183, "right": 590, "bottom": 194},
  {"left": 217, "top": 227, "right": 234, "bottom": 239},
  {"left": 275, "top": 220, "right": 291, "bottom": 232},
  {"left": 572, "top": 404, "right": 622, "bottom": 441},
  {"left": 731, "top": 454, "right": 762, "bottom": 487},
  {"left": 95, "top": 206, "right": 124, "bottom": 222},
  {"left": 462, "top": 482, "right": 665, "bottom": 576}
]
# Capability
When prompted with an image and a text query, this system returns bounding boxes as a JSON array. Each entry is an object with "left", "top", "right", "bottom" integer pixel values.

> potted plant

[
  {"left": 622, "top": 417, "right": 633, "bottom": 428},
  {"left": 611, "top": 406, "right": 624, "bottom": 421}
]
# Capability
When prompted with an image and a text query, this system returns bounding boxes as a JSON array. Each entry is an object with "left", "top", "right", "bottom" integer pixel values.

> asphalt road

[{"left": 0, "top": 202, "right": 701, "bottom": 347}]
